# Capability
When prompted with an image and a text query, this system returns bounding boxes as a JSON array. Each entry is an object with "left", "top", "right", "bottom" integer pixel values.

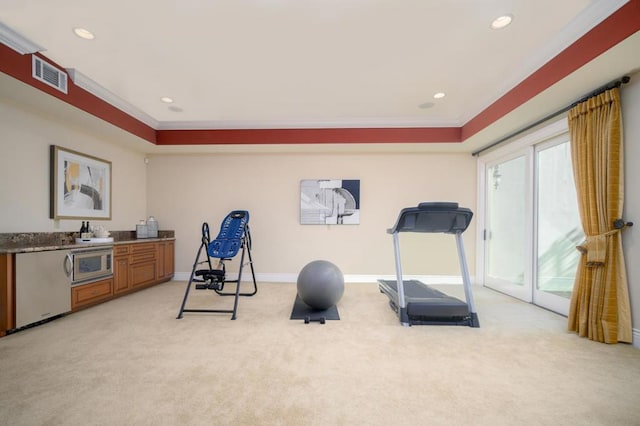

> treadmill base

[{"left": 378, "top": 280, "right": 479, "bottom": 328}]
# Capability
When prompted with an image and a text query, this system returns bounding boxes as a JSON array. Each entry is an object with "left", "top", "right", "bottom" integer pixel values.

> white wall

[
  {"left": 146, "top": 152, "right": 477, "bottom": 280},
  {"left": 0, "top": 98, "right": 147, "bottom": 233},
  {"left": 622, "top": 73, "right": 640, "bottom": 336}
]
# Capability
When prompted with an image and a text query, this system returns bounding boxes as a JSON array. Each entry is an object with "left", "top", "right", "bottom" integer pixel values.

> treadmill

[{"left": 378, "top": 202, "right": 480, "bottom": 327}]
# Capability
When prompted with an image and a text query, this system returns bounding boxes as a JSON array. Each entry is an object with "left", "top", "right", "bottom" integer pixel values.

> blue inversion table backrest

[
  {"left": 388, "top": 202, "right": 473, "bottom": 234},
  {"left": 207, "top": 210, "right": 249, "bottom": 258}
]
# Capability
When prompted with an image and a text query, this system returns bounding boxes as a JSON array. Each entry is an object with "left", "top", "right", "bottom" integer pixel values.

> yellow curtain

[{"left": 568, "top": 87, "right": 631, "bottom": 343}]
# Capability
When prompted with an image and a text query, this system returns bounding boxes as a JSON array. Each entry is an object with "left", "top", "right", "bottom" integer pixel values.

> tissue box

[
  {"left": 136, "top": 224, "right": 148, "bottom": 239},
  {"left": 147, "top": 222, "right": 158, "bottom": 238}
]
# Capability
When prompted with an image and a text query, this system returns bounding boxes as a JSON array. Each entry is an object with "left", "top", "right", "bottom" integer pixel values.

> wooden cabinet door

[
  {"left": 156, "top": 241, "right": 175, "bottom": 280},
  {"left": 156, "top": 242, "right": 166, "bottom": 279},
  {"left": 130, "top": 261, "right": 157, "bottom": 288},
  {"left": 164, "top": 241, "right": 175, "bottom": 278},
  {"left": 114, "top": 256, "right": 130, "bottom": 294}
]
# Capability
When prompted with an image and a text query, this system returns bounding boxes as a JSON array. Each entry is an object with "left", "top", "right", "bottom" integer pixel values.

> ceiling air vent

[{"left": 32, "top": 56, "right": 68, "bottom": 94}]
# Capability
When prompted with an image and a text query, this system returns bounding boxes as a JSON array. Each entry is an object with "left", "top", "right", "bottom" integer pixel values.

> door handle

[{"left": 64, "top": 253, "right": 73, "bottom": 277}]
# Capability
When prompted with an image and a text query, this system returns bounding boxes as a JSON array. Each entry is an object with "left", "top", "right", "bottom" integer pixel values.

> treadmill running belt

[{"left": 378, "top": 279, "right": 470, "bottom": 318}]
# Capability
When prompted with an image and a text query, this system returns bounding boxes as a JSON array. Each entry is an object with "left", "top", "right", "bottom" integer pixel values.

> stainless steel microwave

[{"left": 69, "top": 247, "right": 113, "bottom": 285}]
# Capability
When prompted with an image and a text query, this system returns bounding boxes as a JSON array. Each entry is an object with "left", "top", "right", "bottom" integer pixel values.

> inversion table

[
  {"left": 378, "top": 202, "right": 480, "bottom": 327},
  {"left": 177, "top": 210, "right": 257, "bottom": 320}
]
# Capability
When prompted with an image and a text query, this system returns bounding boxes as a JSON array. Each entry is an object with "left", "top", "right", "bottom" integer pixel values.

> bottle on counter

[
  {"left": 80, "top": 221, "right": 92, "bottom": 239},
  {"left": 80, "top": 221, "right": 88, "bottom": 239}
]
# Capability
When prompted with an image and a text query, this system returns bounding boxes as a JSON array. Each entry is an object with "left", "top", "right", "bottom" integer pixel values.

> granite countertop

[{"left": 0, "top": 230, "right": 175, "bottom": 254}]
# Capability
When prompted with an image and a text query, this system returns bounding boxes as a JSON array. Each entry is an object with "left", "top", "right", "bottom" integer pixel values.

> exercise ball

[{"left": 297, "top": 260, "right": 345, "bottom": 310}]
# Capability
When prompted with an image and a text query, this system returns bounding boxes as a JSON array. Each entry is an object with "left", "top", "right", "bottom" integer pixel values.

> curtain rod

[{"left": 471, "top": 75, "right": 631, "bottom": 157}]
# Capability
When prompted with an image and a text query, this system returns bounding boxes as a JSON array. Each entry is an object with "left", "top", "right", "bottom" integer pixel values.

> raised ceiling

[{"left": 0, "top": 0, "right": 639, "bottom": 152}]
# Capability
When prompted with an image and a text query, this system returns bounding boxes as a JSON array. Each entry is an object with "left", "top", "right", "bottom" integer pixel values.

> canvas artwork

[
  {"left": 50, "top": 145, "right": 112, "bottom": 219},
  {"left": 300, "top": 179, "right": 360, "bottom": 225}
]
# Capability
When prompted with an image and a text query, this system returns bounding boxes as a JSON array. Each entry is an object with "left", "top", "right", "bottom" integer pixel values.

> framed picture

[
  {"left": 300, "top": 179, "right": 360, "bottom": 225},
  {"left": 50, "top": 145, "right": 112, "bottom": 220}
]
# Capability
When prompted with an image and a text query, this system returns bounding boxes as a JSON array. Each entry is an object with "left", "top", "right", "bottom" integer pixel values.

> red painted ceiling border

[
  {"left": 0, "top": 44, "right": 156, "bottom": 143},
  {"left": 461, "top": 0, "right": 640, "bottom": 141},
  {"left": 1, "top": 0, "right": 638, "bottom": 146},
  {"left": 155, "top": 127, "right": 461, "bottom": 145}
]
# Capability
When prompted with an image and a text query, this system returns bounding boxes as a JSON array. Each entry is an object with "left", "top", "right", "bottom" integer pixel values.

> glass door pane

[
  {"left": 534, "top": 140, "right": 582, "bottom": 315},
  {"left": 485, "top": 154, "right": 531, "bottom": 301}
]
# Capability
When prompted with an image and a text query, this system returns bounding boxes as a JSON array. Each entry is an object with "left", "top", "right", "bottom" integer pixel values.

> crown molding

[
  {"left": 66, "top": 68, "right": 159, "bottom": 129},
  {"left": 0, "top": 22, "right": 44, "bottom": 55}
]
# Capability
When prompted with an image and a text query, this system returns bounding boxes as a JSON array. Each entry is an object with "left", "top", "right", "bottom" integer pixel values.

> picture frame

[
  {"left": 300, "top": 179, "right": 360, "bottom": 225},
  {"left": 50, "top": 145, "right": 112, "bottom": 220}
]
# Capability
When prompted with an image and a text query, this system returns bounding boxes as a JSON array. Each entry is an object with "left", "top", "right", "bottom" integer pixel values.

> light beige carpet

[{"left": 1, "top": 281, "right": 639, "bottom": 426}]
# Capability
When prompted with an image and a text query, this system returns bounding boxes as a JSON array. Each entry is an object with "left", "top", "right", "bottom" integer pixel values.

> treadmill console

[{"left": 388, "top": 202, "right": 473, "bottom": 235}]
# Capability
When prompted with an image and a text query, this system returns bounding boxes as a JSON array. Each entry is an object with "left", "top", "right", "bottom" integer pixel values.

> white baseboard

[{"left": 172, "top": 272, "right": 476, "bottom": 285}]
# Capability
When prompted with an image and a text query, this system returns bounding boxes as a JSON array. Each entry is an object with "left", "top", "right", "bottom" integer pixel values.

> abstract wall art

[
  {"left": 300, "top": 179, "right": 360, "bottom": 225},
  {"left": 50, "top": 145, "right": 112, "bottom": 220}
]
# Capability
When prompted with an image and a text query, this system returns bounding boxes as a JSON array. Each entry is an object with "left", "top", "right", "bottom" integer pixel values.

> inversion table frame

[
  {"left": 378, "top": 202, "right": 479, "bottom": 327},
  {"left": 177, "top": 210, "right": 257, "bottom": 320}
]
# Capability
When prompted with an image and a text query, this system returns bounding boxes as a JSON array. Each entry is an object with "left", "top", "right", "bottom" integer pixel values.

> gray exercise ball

[{"left": 296, "top": 260, "right": 345, "bottom": 310}]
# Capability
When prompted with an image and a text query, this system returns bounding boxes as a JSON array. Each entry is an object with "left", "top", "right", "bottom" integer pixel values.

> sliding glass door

[
  {"left": 534, "top": 139, "right": 582, "bottom": 314},
  {"left": 479, "top": 121, "right": 582, "bottom": 315},
  {"left": 485, "top": 154, "right": 531, "bottom": 301}
]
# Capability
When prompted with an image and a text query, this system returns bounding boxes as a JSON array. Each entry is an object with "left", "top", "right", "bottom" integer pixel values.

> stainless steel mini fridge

[{"left": 15, "top": 249, "right": 72, "bottom": 329}]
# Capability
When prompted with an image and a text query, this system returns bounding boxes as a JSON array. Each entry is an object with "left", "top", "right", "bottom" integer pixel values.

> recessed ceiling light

[
  {"left": 491, "top": 14, "right": 513, "bottom": 30},
  {"left": 433, "top": 92, "right": 445, "bottom": 99},
  {"left": 73, "top": 27, "right": 95, "bottom": 40},
  {"left": 161, "top": 97, "right": 174, "bottom": 103},
  {"left": 418, "top": 102, "right": 435, "bottom": 109},
  {"left": 168, "top": 105, "right": 183, "bottom": 112}
]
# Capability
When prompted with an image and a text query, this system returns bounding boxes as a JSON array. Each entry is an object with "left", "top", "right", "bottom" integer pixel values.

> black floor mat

[{"left": 289, "top": 294, "right": 340, "bottom": 321}]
